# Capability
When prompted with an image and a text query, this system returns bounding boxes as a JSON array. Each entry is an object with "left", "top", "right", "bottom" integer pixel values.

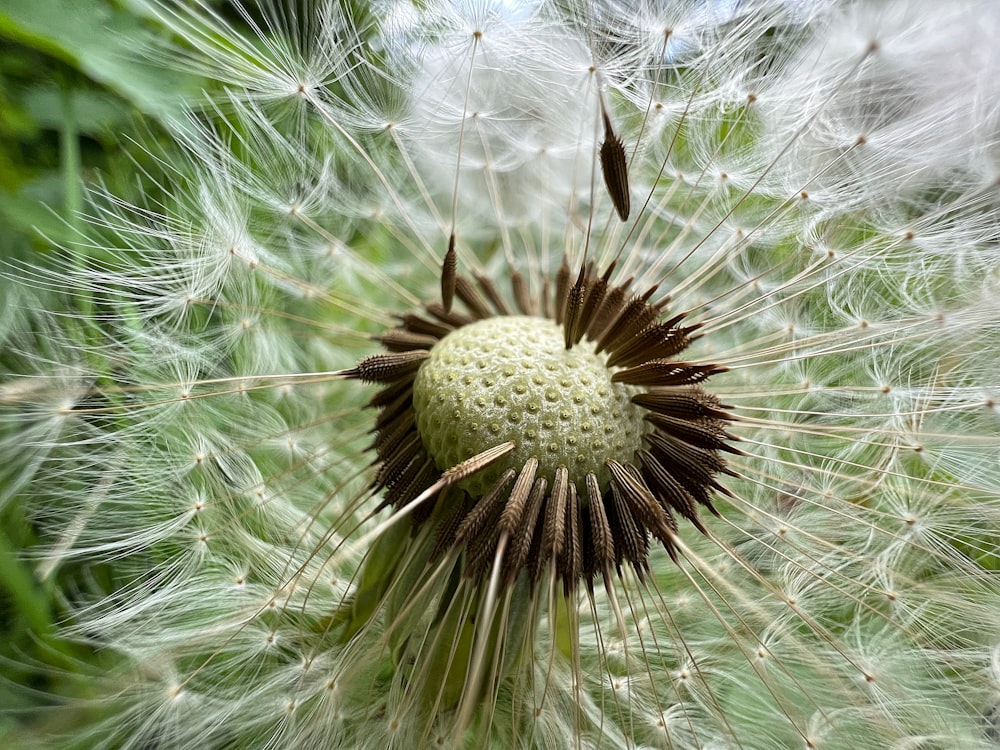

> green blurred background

[{"left": 0, "top": 1, "right": 224, "bottom": 742}]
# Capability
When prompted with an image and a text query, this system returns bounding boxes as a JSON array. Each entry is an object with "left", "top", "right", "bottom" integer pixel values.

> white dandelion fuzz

[{"left": 3, "top": 0, "right": 1000, "bottom": 748}]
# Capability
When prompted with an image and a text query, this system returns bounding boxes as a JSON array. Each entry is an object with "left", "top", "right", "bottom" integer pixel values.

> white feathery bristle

[{"left": 2, "top": 1, "right": 999, "bottom": 748}]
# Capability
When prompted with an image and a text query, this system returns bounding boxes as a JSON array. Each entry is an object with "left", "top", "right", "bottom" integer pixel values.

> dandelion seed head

[{"left": 3, "top": 0, "right": 1000, "bottom": 748}]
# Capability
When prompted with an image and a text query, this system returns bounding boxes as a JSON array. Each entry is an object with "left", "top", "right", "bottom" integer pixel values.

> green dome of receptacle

[{"left": 412, "top": 315, "right": 647, "bottom": 497}]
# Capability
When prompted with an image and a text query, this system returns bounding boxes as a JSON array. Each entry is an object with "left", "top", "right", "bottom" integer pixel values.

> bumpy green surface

[{"left": 412, "top": 316, "right": 647, "bottom": 496}]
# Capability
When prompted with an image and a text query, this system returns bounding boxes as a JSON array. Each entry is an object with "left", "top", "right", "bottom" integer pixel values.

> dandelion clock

[{"left": 3, "top": 1, "right": 1000, "bottom": 748}]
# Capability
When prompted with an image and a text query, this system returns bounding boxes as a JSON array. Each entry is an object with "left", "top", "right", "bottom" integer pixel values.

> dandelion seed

[
  {"left": 600, "top": 109, "right": 631, "bottom": 221},
  {"left": 3, "top": 1, "right": 1000, "bottom": 749}
]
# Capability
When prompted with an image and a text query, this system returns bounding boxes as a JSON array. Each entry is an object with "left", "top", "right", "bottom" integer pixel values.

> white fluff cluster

[{"left": 3, "top": 1, "right": 1000, "bottom": 748}]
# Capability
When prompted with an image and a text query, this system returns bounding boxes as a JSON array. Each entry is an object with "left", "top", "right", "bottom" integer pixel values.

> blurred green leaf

[
  {"left": 24, "top": 86, "right": 130, "bottom": 134},
  {"left": 0, "top": 0, "right": 201, "bottom": 120},
  {"left": 0, "top": 185, "right": 79, "bottom": 249}
]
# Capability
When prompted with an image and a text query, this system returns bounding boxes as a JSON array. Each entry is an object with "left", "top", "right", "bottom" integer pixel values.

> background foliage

[{"left": 0, "top": 1, "right": 211, "bottom": 740}]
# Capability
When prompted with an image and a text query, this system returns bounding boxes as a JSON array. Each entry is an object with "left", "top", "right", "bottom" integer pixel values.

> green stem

[
  {"left": 0, "top": 524, "right": 54, "bottom": 640},
  {"left": 60, "top": 84, "right": 101, "bottom": 350},
  {"left": 59, "top": 85, "right": 82, "bottom": 234},
  {"left": 0, "top": 505, "right": 80, "bottom": 667}
]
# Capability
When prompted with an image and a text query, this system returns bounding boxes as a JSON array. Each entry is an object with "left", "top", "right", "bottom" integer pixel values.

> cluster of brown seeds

[{"left": 346, "top": 258, "right": 738, "bottom": 594}]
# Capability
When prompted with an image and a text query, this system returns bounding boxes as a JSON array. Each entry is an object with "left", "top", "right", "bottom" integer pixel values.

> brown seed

[
  {"left": 347, "top": 351, "right": 429, "bottom": 383},
  {"left": 474, "top": 271, "right": 511, "bottom": 315},
  {"left": 606, "top": 464, "right": 650, "bottom": 577},
  {"left": 454, "top": 469, "right": 517, "bottom": 546},
  {"left": 554, "top": 256, "right": 571, "bottom": 324},
  {"left": 499, "top": 458, "right": 539, "bottom": 536},
  {"left": 503, "top": 477, "right": 547, "bottom": 585},
  {"left": 600, "top": 112, "right": 631, "bottom": 221},
  {"left": 441, "top": 234, "right": 457, "bottom": 313},
  {"left": 379, "top": 329, "right": 441, "bottom": 352},
  {"left": 510, "top": 270, "right": 534, "bottom": 315},
  {"left": 439, "top": 442, "right": 517, "bottom": 488},
  {"left": 455, "top": 276, "right": 492, "bottom": 319},
  {"left": 561, "top": 484, "right": 582, "bottom": 594},
  {"left": 631, "top": 389, "right": 729, "bottom": 421},
  {"left": 596, "top": 295, "right": 658, "bottom": 354},
  {"left": 611, "top": 360, "right": 725, "bottom": 387},
  {"left": 540, "top": 467, "right": 569, "bottom": 570},
  {"left": 563, "top": 269, "right": 588, "bottom": 349}
]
